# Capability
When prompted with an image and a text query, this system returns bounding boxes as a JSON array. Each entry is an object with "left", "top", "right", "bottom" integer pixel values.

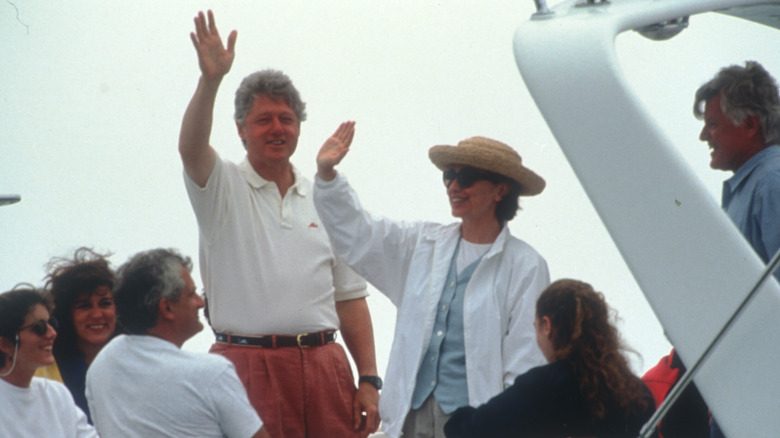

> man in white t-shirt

[{"left": 86, "top": 249, "right": 269, "bottom": 438}]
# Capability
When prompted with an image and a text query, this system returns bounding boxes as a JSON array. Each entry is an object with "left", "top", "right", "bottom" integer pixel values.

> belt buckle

[{"left": 296, "top": 332, "right": 310, "bottom": 348}]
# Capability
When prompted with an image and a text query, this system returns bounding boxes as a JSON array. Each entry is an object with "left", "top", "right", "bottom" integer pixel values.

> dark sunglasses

[
  {"left": 19, "top": 317, "right": 58, "bottom": 336},
  {"left": 443, "top": 167, "right": 503, "bottom": 189}
]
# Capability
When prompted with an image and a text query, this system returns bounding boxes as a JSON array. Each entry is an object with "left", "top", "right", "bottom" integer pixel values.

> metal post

[{"left": 533, "top": 0, "right": 553, "bottom": 16}]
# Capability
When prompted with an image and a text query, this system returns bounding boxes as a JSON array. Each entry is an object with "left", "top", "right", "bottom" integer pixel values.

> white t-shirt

[
  {"left": 86, "top": 335, "right": 262, "bottom": 438},
  {"left": 0, "top": 376, "right": 97, "bottom": 438},
  {"left": 184, "top": 153, "right": 368, "bottom": 335},
  {"left": 457, "top": 239, "right": 492, "bottom": 275}
]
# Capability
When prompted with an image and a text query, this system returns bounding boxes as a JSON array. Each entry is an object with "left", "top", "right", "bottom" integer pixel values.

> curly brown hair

[{"left": 536, "top": 279, "right": 650, "bottom": 422}]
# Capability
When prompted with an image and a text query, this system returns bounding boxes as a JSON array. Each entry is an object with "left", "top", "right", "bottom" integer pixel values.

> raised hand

[
  {"left": 317, "top": 121, "right": 356, "bottom": 181},
  {"left": 190, "top": 10, "right": 237, "bottom": 81}
]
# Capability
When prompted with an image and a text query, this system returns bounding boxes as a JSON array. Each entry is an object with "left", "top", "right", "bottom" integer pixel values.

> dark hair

[
  {"left": 0, "top": 286, "right": 50, "bottom": 368},
  {"left": 114, "top": 248, "right": 192, "bottom": 335},
  {"left": 694, "top": 61, "right": 780, "bottom": 145},
  {"left": 495, "top": 178, "right": 522, "bottom": 224},
  {"left": 536, "top": 279, "right": 649, "bottom": 421},
  {"left": 470, "top": 168, "right": 522, "bottom": 224},
  {"left": 44, "top": 248, "right": 117, "bottom": 360}
]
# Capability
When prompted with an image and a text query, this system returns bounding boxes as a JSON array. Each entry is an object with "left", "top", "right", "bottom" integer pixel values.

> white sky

[{"left": 3, "top": 1, "right": 780, "bottom": 377}]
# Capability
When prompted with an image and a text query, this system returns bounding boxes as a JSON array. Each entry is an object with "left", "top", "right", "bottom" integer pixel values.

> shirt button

[
  {"left": 430, "top": 381, "right": 436, "bottom": 387},
  {"left": 441, "top": 305, "right": 447, "bottom": 311},
  {"left": 450, "top": 281, "right": 456, "bottom": 287},
  {"left": 437, "top": 330, "right": 444, "bottom": 336}
]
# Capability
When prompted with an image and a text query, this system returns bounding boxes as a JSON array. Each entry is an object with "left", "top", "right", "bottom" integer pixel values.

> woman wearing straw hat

[{"left": 313, "top": 122, "right": 550, "bottom": 438}]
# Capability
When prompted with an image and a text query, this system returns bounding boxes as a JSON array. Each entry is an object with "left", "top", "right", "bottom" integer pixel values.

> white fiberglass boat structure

[{"left": 514, "top": 0, "right": 780, "bottom": 435}]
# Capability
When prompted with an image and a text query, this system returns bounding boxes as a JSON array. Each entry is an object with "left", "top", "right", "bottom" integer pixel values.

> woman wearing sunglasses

[
  {"left": 0, "top": 286, "right": 97, "bottom": 437},
  {"left": 35, "top": 248, "right": 119, "bottom": 423},
  {"left": 314, "top": 125, "right": 550, "bottom": 438},
  {"left": 443, "top": 279, "right": 655, "bottom": 437}
]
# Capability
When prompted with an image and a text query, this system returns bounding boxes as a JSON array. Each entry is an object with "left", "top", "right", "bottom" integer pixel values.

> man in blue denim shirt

[
  {"left": 694, "top": 61, "right": 780, "bottom": 438},
  {"left": 695, "top": 61, "right": 780, "bottom": 282}
]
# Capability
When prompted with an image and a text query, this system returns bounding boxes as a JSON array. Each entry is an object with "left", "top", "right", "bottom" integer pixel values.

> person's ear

[
  {"left": 744, "top": 115, "right": 762, "bottom": 139},
  {"left": 236, "top": 121, "right": 247, "bottom": 144},
  {"left": 158, "top": 298, "right": 176, "bottom": 321},
  {"left": 539, "top": 315, "right": 553, "bottom": 339},
  {"left": 495, "top": 182, "right": 510, "bottom": 202}
]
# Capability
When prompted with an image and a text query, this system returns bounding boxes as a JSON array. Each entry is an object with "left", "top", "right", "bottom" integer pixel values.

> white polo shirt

[{"left": 184, "top": 152, "right": 367, "bottom": 336}]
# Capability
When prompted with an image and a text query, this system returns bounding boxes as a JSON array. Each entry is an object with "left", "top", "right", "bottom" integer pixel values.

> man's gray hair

[
  {"left": 234, "top": 69, "right": 307, "bottom": 126},
  {"left": 694, "top": 60, "right": 780, "bottom": 145},
  {"left": 113, "top": 248, "right": 193, "bottom": 335}
]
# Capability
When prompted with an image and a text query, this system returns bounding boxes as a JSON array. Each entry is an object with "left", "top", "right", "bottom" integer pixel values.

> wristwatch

[{"left": 359, "top": 375, "right": 383, "bottom": 390}]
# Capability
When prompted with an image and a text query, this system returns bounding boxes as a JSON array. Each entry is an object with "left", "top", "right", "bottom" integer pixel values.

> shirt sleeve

[
  {"left": 332, "top": 255, "right": 369, "bottom": 301},
  {"left": 501, "top": 250, "right": 550, "bottom": 387},
  {"left": 313, "top": 172, "right": 423, "bottom": 305},
  {"left": 184, "top": 151, "right": 226, "bottom": 244},
  {"left": 51, "top": 381, "right": 99, "bottom": 438},
  {"left": 444, "top": 366, "right": 551, "bottom": 438},
  {"left": 210, "top": 365, "right": 263, "bottom": 438}
]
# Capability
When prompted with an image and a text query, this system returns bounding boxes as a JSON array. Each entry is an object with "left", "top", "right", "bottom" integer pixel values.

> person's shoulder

[
  {"left": 499, "top": 233, "right": 547, "bottom": 264},
  {"left": 754, "top": 145, "right": 780, "bottom": 172},
  {"left": 753, "top": 153, "right": 780, "bottom": 192},
  {"left": 94, "top": 334, "right": 128, "bottom": 356},
  {"left": 522, "top": 361, "right": 576, "bottom": 387},
  {"left": 30, "top": 377, "right": 72, "bottom": 400}
]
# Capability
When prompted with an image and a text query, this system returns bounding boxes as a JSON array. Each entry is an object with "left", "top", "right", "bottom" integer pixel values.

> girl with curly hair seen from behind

[
  {"left": 444, "top": 279, "right": 655, "bottom": 437},
  {"left": 36, "top": 248, "right": 119, "bottom": 423}
]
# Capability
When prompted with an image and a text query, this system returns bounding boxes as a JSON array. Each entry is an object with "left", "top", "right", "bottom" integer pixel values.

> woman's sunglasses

[
  {"left": 443, "top": 167, "right": 503, "bottom": 189},
  {"left": 19, "top": 317, "right": 58, "bottom": 336}
]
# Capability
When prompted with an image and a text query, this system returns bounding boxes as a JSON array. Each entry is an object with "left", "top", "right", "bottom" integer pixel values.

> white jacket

[{"left": 313, "top": 173, "right": 549, "bottom": 438}]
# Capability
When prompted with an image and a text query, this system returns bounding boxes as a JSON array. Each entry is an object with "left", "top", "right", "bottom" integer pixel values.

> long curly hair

[
  {"left": 536, "top": 279, "right": 649, "bottom": 421},
  {"left": 44, "top": 248, "right": 117, "bottom": 360}
]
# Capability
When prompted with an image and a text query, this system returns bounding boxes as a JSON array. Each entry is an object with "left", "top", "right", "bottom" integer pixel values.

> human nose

[
  {"left": 47, "top": 323, "right": 57, "bottom": 339},
  {"left": 88, "top": 306, "right": 103, "bottom": 319},
  {"left": 269, "top": 117, "right": 284, "bottom": 133},
  {"left": 699, "top": 125, "right": 709, "bottom": 142},
  {"left": 447, "top": 178, "right": 461, "bottom": 194}
]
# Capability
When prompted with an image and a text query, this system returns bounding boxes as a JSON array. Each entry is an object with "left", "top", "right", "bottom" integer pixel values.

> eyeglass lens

[
  {"left": 20, "top": 317, "right": 58, "bottom": 336},
  {"left": 443, "top": 167, "right": 481, "bottom": 189}
]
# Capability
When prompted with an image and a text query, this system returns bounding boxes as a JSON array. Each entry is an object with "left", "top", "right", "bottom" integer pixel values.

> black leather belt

[{"left": 215, "top": 330, "right": 337, "bottom": 348}]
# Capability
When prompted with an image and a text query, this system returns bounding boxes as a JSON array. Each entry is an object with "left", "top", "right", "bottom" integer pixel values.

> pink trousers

[{"left": 210, "top": 341, "right": 368, "bottom": 438}]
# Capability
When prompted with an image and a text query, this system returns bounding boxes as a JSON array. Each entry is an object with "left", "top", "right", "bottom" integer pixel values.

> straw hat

[{"left": 428, "top": 136, "right": 545, "bottom": 196}]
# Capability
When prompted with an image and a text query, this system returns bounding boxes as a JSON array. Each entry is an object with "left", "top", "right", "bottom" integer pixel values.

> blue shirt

[
  {"left": 411, "top": 239, "right": 482, "bottom": 413},
  {"left": 58, "top": 353, "right": 91, "bottom": 423},
  {"left": 722, "top": 145, "right": 780, "bottom": 280}
]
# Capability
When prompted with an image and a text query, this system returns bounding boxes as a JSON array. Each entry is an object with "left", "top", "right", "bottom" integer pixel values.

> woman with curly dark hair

[
  {"left": 37, "top": 248, "right": 119, "bottom": 423},
  {"left": 444, "top": 279, "right": 655, "bottom": 437}
]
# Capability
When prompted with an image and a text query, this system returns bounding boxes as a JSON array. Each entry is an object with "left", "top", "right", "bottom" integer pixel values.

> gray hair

[
  {"left": 694, "top": 61, "right": 780, "bottom": 145},
  {"left": 234, "top": 69, "right": 307, "bottom": 126},
  {"left": 113, "top": 249, "right": 193, "bottom": 335}
]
